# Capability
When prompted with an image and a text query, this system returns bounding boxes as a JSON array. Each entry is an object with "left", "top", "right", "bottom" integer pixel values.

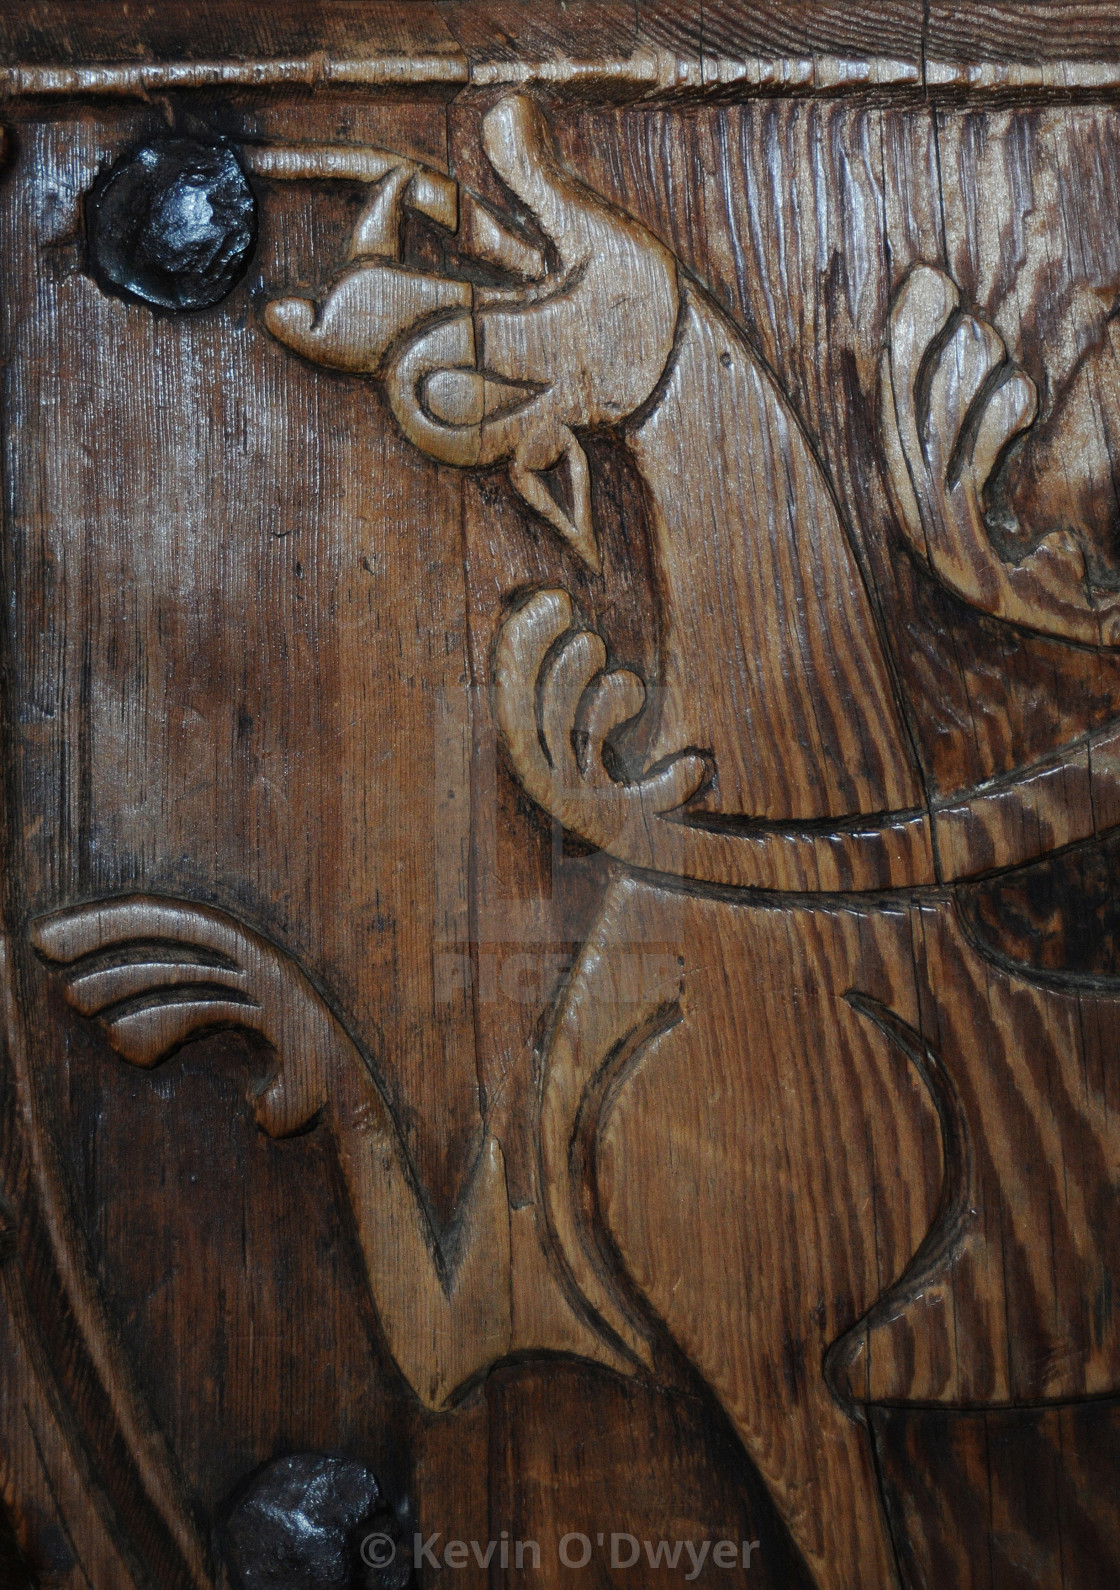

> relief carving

[
  {"left": 30, "top": 897, "right": 514, "bottom": 1411},
  {"left": 881, "top": 262, "right": 1120, "bottom": 644},
  {"left": 12, "top": 81, "right": 1120, "bottom": 1590},
  {"left": 253, "top": 96, "right": 677, "bottom": 574}
]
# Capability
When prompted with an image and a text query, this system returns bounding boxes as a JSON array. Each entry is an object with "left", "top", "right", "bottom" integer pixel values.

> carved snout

[
  {"left": 264, "top": 263, "right": 471, "bottom": 375},
  {"left": 257, "top": 94, "right": 681, "bottom": 571}
]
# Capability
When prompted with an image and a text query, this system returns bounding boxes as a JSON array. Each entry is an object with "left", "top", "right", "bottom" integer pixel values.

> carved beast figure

[{"left": 33, "top": 94, "right": 1120, "bottom": 1590}]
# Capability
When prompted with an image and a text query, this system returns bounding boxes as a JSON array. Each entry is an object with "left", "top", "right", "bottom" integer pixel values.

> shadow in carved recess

[
  {"left": 0, "top": 1495, "right": 33, "bottom": 1590},
  {"left": 21, "top": 87, "right": 1120, "bottom": 1590}
]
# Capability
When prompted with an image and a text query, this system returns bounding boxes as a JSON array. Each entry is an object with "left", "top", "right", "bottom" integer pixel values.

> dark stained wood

[
  {"left": 3, "top": 7, "right": 1120, "bottom": 1590},
  {"left": 632, "top": 0, "right": 925, "bottom": 67},
  {"left": 927, "top": 1, "right": 1120, "bottom": 67},
  {"left": 0, "top": 2, "right": 468, "bottom": 86},
  {"left": 5, "top": 3, "right": 1120, "bottom": 103},
  {"left": 486, "top": 1360, "right": 818, "bottom": 1590},
  {"left": 550, "top": 98, "right": 1120, "bottom": 807},
  {"left": 960, "top": 827, "right": 1120, "bottom": 979},
  {"left": 0, "top": 1493, "right": 33, "bottom": 1590},
  {"left": 873, "top": 1400, "right": 1120, "bottom": 1590}
]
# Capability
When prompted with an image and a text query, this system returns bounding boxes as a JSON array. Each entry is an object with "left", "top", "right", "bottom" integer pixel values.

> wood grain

[
  {"left": 3, "top": 11, "right": 1120, "bottom": 1590},
  {"left": 574, "top": 879, "right": 939, "bottom": 1588},
  {"left": 927, "top": 1, "right": 1120, "bottom": 69},
  {"left": 487, "top": 1359, "right": 817, "bottom": 1590},
  {"left": 10, "top": 1, "right": 1120, "bottom": 102},
  {"left": 873, "top": 1400, "right": 1120, "bottom": 1589}
]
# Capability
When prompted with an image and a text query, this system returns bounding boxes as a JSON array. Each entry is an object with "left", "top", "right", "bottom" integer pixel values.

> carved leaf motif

[
  {"left": 881, "top": 262, "right": 1120, "bottom": 645},
  {"left": 492, "top": 588, "right": 710, "bottom": 864}
]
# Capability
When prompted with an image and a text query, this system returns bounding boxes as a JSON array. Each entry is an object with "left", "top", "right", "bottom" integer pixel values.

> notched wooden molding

[
  {"left": 3, "top": 0, "right": 1118, "bottom": 107},
  {"left": 6, "top": 51, "right": 1078, "bottom": 104},
  {"left": 926, "top": 56, "right": 1120, "bottom": 91},
  {"left": 0, "top": 54, "right": 470, "bottom": 99}
]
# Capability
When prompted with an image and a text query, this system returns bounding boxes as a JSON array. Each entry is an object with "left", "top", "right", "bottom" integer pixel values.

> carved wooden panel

[{"left": 2, "top": 4, "right": 1120, "bottom": 1588}]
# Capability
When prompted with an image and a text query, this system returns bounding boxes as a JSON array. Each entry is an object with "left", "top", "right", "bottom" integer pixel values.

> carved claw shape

[
  {"left": 881, "top": 263, "right": 1120, "bottom": 645},
  {"left": 31, "top": 896, "right": 344, "bottom": 1137},
  {"left": 256, "top": 95, "right": 679, "bottom": 574},
  {"left": 31, "top": 895, "right": 514, "bottom": 1409},
  {"left": 493, "top": 589, "right": 709, "bottom": 865}
]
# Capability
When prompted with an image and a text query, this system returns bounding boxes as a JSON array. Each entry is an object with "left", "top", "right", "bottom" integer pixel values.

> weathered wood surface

[
  {"left": 5, "top": 2, "right": 1120, "bottom": 97},
  {"left": 3, "top": 4, "right": 1120, "bottom": 1589}
]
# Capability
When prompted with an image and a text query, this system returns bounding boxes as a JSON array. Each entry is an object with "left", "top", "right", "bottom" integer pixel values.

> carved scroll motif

[{"left": 881, "top": 263, "right": 1120, "bottom": 645}]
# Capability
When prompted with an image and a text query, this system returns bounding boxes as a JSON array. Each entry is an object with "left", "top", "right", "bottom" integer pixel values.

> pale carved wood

[{"left": 2, "top": 6, "right": 1120, "bottom": 1590}]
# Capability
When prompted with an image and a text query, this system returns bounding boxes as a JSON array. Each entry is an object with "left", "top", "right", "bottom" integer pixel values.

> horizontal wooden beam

[{"left": 0, "top": 1, "right": 1118, "bottom": 102}]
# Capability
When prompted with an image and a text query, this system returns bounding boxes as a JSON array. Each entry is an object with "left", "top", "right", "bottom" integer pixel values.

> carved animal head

[{"left": 254, "top": 95, "right": 679, "bottom": 572}]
